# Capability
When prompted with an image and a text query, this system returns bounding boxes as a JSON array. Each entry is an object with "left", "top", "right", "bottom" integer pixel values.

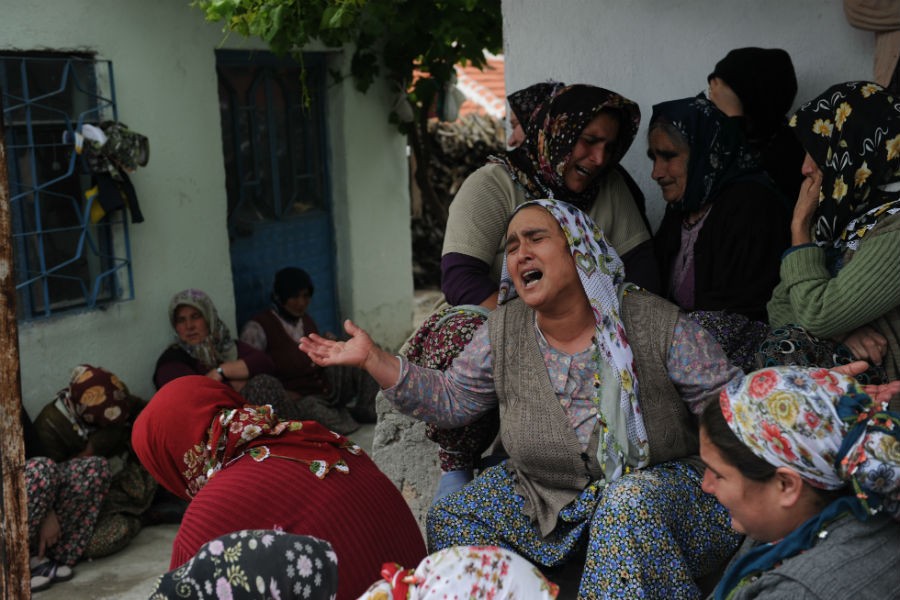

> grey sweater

[{"left": 721, "top": 513, "right": 900, "bottom": 599}]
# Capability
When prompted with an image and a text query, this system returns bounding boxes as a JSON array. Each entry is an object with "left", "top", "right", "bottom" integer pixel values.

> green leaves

[{"left": 193, "top": 0, "right": 502, "bottom": 131}]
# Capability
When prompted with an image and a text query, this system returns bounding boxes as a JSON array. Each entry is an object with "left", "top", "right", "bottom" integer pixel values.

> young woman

[{"left": 700, "top": 365, "right": 900, "bottom": 598}]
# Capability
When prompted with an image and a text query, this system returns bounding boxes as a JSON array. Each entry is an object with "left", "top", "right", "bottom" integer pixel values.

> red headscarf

[{"left": 132, "top": 376, "right": 359, "bottom": 500}]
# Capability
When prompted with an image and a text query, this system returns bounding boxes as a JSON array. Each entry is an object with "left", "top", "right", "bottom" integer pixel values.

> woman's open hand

[
  {"left": 299, "top": 319, "right": 401, "bottom": 388},
  {"left": 300, "top": 319, "right": 375, "bottom": 369}
]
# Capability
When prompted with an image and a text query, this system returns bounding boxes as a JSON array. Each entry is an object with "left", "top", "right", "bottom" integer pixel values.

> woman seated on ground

[
  {"left": 650, "top": 95, "right": 790, "bottom": 371},
  {"left": 132, "top": 375, "right": 426, "bottom": 600},
  {"left": 302, "top": 199, "right": 744, "bottom": 599},
  {"left": 240, "top": 267, "right": 376, "bottom": 434},
  {"left": 22, "top": 406, "right": 109, "bottom": 592},
  {"left": 763, "top": 82, "right": 900, "bottom": 396},
  {"left": 150, "top": 529, "right": 338, "bottom": 600},
  {"left": 32, "top": 365, "right": 156, "bottom": 560},
  {"left": 700, "top": 366, "right": 900, "bottom": 599},
  {"left": 423, "top": 83, "right": 658, "bottom": 500},
  {"left": 154, "top": 289, "right": 280, "bottom": 404},
  {"left": 706, "top": 47, "right": 805, "bottom": 203}
]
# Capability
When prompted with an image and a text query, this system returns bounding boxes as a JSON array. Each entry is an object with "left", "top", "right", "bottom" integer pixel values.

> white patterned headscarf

[
  {"left": 499, "top": 199, "right": 647, "bottom": 476},
  {"left": 721, "top": 366, "right": 900, "bottom": 518},
  {"left": 356, "top": 545, "right": 559, "bottom": 600}
]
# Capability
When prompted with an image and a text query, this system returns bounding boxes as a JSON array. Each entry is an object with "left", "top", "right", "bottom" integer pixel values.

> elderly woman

[
  {"left": 650, "top": 95, "right": 790, "bottom": 371},
  {"left": 763, "top": 82, "right": 900, "bottom": 393},
  {"left": 700, "top": 366, "right": 900, "bottom": 598},
  {"left": 132, "top": 376, "right": 426, "bottom": 600},
  {"left": 154, "top": 289, "right": 282, "bottom": 404},
  {"left": 302, "top": 199, "right": 744, "bottom": 599},
  {"left": 240, "top": 267, "right": 375, "bottom": 433},
  {"left": 32, "top": 365, "right": 156, "bottom": 561}
]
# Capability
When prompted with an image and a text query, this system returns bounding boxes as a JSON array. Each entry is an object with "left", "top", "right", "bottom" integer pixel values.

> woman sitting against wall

[{"left": 650, "top": 95, "right": 790, "bottom": 372}]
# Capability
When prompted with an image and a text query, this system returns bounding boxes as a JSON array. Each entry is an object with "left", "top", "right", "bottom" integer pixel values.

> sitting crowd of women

[{"left": 19, "top": 44, "right": 900, "bottom": 600}]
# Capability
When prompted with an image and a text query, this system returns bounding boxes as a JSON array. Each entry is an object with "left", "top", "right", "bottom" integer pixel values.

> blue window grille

[{"left": 0, "top": 53, "right": 133, "bottom": 320}]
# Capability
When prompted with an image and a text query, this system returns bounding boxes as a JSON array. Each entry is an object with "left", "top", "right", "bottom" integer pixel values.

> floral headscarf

[
  {"left": 132, "top": 376, "right": 360, "bottom": 500},
  {"left": 150, "top": 529, "right": 337, "bottom": 600},
  {"left": 714, "top": 366, "right": 900, "bottom": 599},
  {"left": 490, "top": 84, "right": 641, "bottom": 209},
  {"left": 650, "top": 94, "right": 762, "bottom": 213},
  {"left": 56, "top": 364, "right": 132, "bottom": 432},
  {"left": 790, "top": 81, "right": 900, "bottom": 251},
  {"left": 168, "top": 288, "right": 239, "bottom": 371},
  {"left": 499, "top": 199, "right": 647, "bottom": 478},
  {"left": 507, "top": 80, "right": 566, "bottom": 128},
  {"left": 356, "top": 545, "right": 559, "bottom": 600}
]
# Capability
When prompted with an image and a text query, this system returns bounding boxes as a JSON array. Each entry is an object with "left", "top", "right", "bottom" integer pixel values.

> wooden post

[{"left": 0, "top": 112, "right": 30, "bottom": 598}]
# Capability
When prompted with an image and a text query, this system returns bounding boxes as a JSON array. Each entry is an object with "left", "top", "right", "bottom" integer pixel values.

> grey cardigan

[{"left": 721, "top": 513, "right": 900, "bottom": 599}]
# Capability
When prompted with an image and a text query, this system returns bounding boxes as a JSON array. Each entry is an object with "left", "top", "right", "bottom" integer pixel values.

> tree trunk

[{"left": 0, "top": 115, "right": 30, "bottom": 599}]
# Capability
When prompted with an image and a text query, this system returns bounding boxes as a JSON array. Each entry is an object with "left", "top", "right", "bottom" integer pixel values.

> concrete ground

[{"left": 36, "top": 424, "right": 376, "bottom": 599}]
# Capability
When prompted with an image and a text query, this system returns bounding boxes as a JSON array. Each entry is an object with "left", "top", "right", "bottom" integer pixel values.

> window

[{"left": 0, "top": 52, "right": 133, "bottom": 320}]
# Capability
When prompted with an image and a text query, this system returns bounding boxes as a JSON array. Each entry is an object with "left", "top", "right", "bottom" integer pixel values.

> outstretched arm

[{"left": 299, "top": 319, "right": 401, "bottom": 389}]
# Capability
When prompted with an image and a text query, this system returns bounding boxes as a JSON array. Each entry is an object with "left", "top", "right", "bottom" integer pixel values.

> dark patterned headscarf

[
  {"left": 490, "top": 84, "right": 641, "bottom": 208},
  {"left": 56, "top": 364, "right": 132, "bottom": 432},
  {"left": 650, "top": 94, "right": 761, "bottom": 213},
  {"left": 168, "top": 288, "right": 238, "bottom": 371},
  {"left": 790, "top": 81, "right": 900, "bottom": 251},
  {"left": 507, "top": 80, "right": 565, "bottom": 128},
  {"left": 149, "top": 529, "right": 337, "bottom": 600}
]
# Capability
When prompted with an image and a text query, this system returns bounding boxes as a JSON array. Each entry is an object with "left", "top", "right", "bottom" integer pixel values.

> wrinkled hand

[
  {"left": 791, "top": 168, "right": 823, "bottom": 245},
  {"left": 839, "top": 325, "right": 887, "bottom": 366},
  {"left": 38, "top": 509, "right": 61, "bottom": 558},
  {"left": 861, "top": 381, "right": 900, "bottom": 406},
  {"left": 300, "top": 319, "right": 375, "bottom": 369}
]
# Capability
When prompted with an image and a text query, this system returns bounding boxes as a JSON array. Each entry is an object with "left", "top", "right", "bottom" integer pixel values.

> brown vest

[
  {"left": 488, "top": 291, "right": 700, "bottom": 536},
  {"left": 252, "top": 310, "right": 330, "bottom": 396}
]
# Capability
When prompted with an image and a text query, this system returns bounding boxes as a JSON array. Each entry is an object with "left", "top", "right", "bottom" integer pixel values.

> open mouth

[
  {"left": 522, "top": 269, "right": 543, "bottom": 288},
  {"left": 574, "top": 165, "right": 594, "bottom": 178}
]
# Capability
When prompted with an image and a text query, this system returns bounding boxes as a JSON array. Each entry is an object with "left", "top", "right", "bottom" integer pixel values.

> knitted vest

[
  {"left": 488, "top": 291, "right": 697, "bottom": 536},
  {"left": 251, "top": 310, "right": 329, "bottom": 396}
]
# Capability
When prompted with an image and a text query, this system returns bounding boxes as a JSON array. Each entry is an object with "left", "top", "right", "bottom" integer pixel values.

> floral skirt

[
  {"left": 26, "top": 456, "right": 111, "bottom": 566},
  {"left": 427, "top": 461, "right": 740, "bottom": 600},
  {"left": 403, "top": 305, "right": 497, "bottom": 472}
]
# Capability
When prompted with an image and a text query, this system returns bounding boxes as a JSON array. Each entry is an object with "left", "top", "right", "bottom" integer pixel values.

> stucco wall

[
  {"left": 502, "top": 0, "right": 874, "bottom": 228},
  {"left": 1, "top": 0, "right": 412, "bottom": 417}
]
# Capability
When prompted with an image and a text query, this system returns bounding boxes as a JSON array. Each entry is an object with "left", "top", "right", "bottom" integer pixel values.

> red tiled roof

[{"left": 454, "top": 56, "right": 506, "bottom": 118}]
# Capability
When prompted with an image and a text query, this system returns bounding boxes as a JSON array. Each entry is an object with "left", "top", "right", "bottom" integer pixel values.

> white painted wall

[
  {"left": 503, "top": 0, "right": 874, "bottom": 228},
  {"left": 1, "top": 0, "right": 412, "bottom": 417}
]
